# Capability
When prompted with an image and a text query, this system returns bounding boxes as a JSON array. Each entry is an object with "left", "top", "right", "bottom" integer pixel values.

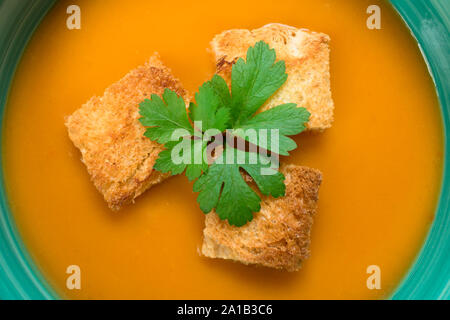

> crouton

[
  {"left": 211, "top": 23, "right": 334, "bottom": 131},
  {"left": 65, "top": 53, "right": 188, "bottom": 210},
  {"left": 202, "top": 165, "right": 322, "bottom": 271}
]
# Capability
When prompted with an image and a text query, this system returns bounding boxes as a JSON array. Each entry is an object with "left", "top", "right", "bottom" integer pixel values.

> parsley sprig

[{"left": 139, "top": 41, "right": 310, "bottom": 226}]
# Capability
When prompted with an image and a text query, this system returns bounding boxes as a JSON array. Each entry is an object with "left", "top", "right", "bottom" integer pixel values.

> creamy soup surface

[{"left": 3, "top": 0, "right": 443, "bottom": 299}]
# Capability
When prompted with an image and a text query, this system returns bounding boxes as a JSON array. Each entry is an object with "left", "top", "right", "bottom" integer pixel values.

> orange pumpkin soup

[{"left": 3, "top": 0, "right": 443, "bottom": 299}]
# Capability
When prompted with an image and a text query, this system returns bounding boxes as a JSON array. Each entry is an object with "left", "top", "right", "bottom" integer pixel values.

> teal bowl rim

[{"left": 0, "top": 0, "right": 448, "bottom": 300}]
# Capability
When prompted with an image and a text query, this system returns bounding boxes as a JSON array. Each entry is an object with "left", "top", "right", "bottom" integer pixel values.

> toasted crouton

[
  {"left": 211, "top": 23, "right": 334, "bottom": 131},
  {"left": 66, "top": 54, "right": 188, "bottom": 210},
  {"left": 202, "top": 165, "right": 322, "bottom": 271}
]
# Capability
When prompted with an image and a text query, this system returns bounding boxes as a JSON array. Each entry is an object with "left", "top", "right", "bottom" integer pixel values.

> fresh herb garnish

[
  {"left": 139, "top": 41, "right": 310, "bottom": 226},
  {"left": 193, "top": 147, "right": 285, "bottom": 227}
]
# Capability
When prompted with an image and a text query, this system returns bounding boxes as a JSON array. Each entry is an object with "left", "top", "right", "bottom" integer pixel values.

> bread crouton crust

[
  {"left": 202, "top": 165, "right": 322, "bottom": 271},
  {"left": 211, "top": 23, "right": 334, "bottom": 131},
  {"left": 65, "top": 54, "right": 188, "bottom": 210}
]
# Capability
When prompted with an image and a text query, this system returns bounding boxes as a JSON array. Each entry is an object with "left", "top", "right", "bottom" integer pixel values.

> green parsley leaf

[
  {"left": 139, "top": 89, "right": 193, "bottom": 144},
  {"left": 193, "top": 146, "right": 285, "bottom": 226},
  {"left": 230, "top": 41, "right": 288, "bottom": 127},
  {"left": 232, "top": 103, "right": 310, "bottom": 155},
  {"left": 208, "top": 74, "right": 233, "bottom": 112},
  {"left": 189, "top": 78, "right": 231, "bottom": 132}
]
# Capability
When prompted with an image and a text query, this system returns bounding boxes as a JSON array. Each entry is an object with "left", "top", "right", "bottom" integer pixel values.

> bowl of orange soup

[{"left": 0, "top": 0, "right": 448, "bottom": 299}]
